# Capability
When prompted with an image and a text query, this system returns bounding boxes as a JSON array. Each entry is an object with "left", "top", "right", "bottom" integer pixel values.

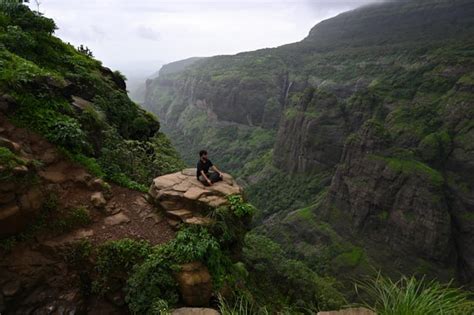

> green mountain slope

[
  {"left": 143, "top": 0, "right": 474, "bottom": 290},
  {"left": 0, "top": 4, "right": 184, "bottom": 190}
]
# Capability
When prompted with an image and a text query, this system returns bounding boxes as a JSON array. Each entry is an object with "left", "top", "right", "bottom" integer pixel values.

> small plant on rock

[{"left": 227, "top": 195, "right": 255, "bottom": 218}]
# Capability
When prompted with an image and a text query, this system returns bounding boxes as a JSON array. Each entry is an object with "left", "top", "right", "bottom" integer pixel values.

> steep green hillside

[
  {"left": 144, "top": 0, "right": 474, "bottom": 292},
  {"left": 0, "top": 3, "right": 183, "bottom": 191}
]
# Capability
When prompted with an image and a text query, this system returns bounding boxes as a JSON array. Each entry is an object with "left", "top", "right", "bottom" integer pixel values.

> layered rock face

[
  {"left": 0, "top": 119, "right": 45, "bottom": 237},
  {"left": 274, "top": 89, "right": 348, "bottom": 174},
  {"left": 325, "top": 122, "right": 453, "bottom": 263}
]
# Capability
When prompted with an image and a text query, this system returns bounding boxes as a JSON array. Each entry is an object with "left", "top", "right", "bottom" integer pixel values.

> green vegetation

[
  {"left": 0, "top": 4, "right": 183, "bottom": 190},
  {"left": 218, "top": 294, "right": 270, "bottom": 315},
  {"left": 126, "top": 226, "right": 235, "bottom": 314},
  {"left": 51, "top": 206, "right": 91, "bottom": 233},
  {"left": 93, "top": 238, "right": 152, "bottom": 295},
  {"left": 246, "top": 168, "right": 332, "bottom": 222},
  {"left": 356, "top": 274, "right": 474, "bottom": 315},
  {"left": 228, "top": 195, "right": 256, "bottom": 218},
  {"left": 0, "top": 146, "right": 27, "bottom": 180},
  {"left": 243, "top": 233, "right": 346, "bottom": 312},
  {"left": 0, "top": 146, "right": 24, "bottom": 168},
  {"left": 371, "top": 155, "right": 444, "bottom": 186}
]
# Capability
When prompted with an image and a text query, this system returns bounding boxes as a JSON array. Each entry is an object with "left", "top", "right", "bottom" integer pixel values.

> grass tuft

[{"left": 355, "top": 274, "right": 474, "bottom": 315}]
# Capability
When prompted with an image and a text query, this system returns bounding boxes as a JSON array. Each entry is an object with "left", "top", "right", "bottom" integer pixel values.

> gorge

[{"left": 141, "top": 0, "right": 474, "bottom": 293}]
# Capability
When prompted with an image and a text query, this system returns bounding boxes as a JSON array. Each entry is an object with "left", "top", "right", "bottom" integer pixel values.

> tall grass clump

[
  {"left": 355, "top": 274, "right": 474, "bottom": 315},
  {"left": 218, "top": 294, "right": 269, "bottom": 315}
]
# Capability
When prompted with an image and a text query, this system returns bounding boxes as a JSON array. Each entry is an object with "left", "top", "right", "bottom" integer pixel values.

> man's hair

[{"left": 199, "top": 150, "right": 208, "bottom": 157}]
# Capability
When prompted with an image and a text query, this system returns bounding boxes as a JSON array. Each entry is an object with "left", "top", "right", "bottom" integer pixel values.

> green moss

[
  {"left": 460, "top": 212, "right": 474, "bottom": 221},
  {"left": 457, "top": 73, "right": 474, "bottom": 86},
  {"left": 418, "top": 130, "right": 451, "bottom": 163},
  {"left": 333, "top": 247, "right": 365, "bottom": 269},
  {"left": 0, "top": 147, "right": 24, "bottom": 168},
  {"left": 372, "top": 155, "right": 444, "bottom": 186},
  {"left": 378, "top": 211, "right": 389, "bottom": 221},
  {"left": 297, "top": 206, "right": 315, "bottom": 220},
  {"left": 403, "top": 211, "right": 416, "bottom": 222}
]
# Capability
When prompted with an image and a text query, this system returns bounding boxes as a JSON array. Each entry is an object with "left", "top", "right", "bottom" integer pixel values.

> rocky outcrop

[
  {"left": 149, "top": 168, "right": 242, "bottom": 229},
  {"left": 150, "top": 169, "right": 246, "bottom": 306},
  {"left": 175, "top": 262, "right": 213, "bottom": 307},
  {"left": 0, "top": 133, "right": 44, "bottom": 237}
]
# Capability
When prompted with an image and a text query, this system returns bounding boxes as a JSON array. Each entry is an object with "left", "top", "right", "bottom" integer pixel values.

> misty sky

[{"left": 28, "top": 0, "right": 381, "bottom": 78}]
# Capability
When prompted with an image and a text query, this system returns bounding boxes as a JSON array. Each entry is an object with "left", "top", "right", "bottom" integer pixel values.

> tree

[
  {"left": 33, "top": 0, "right": 40, "bottom": 12},
  {"left": 77, "top": 44, "right": 94, "bottom": 58}
]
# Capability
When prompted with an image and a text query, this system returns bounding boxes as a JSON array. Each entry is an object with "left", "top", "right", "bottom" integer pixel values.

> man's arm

[
  {"left": 211, "top": 165, "right": 223, "bottom": 177},
  {"left": 200, "top": 170, "right": 212, "bottom": 185}
]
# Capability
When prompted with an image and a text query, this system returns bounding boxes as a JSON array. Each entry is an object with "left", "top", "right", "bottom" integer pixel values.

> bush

[
  {"left": 227, "top": 195, "right": 255, "bottom": 218},
  {"left": 126, "top": 226, "right": 231, "bottom": 313},
  {"left": 125, "top": 247, "right": 179, "bottom": 314},
  {"left": 0, "top": 147, "right": 24, "bottom": 169},
  {"left": 356, "top": 274, "right": 474, "bottom": 315},
  {"left": 52, "top": 206, "right": 91, "bottom": 233},
  {"left": 93, "top": 239, "right": 152, "bottom": 295},
  {"left": 46, "top": 119, "right": 89, "bottom": 152}
]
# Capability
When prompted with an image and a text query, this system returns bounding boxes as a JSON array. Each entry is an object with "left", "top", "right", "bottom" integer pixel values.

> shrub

[
  {"left": 93, "top": 239, "right": 152, "bottom": 295},
  {"left": 125, "top": 247, "right": 179, "bottom": 315},
  {"left": 0, "top": 147, "right": 24, "bottom": 168},
  {"left": 126, "top": 226, "right": 231, "bottom": 313},
  {"left": 227, "top": 195, "right": 255, "bottom": 218},
  {"left": 52, "top": 206, "right": 91, "bottom": 233},
  {"left": 46, "top": 119, "right": 89, "bottom": 152},
  {"left": 355, "top": 274, "right": 474, "bottom": 315}
]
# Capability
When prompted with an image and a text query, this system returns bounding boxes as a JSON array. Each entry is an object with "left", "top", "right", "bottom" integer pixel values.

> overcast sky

[{"left": 28, "top": 0, "right": 380, "bottom": 78}]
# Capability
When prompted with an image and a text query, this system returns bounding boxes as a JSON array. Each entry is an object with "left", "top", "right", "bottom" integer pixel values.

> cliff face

[{"left": 143, "top": 0, "right": 474, "bottom": 285}]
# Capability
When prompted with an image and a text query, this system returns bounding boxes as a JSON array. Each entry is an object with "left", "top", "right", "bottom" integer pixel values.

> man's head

[{"left": 199, "top": 150, "right": 208, "bottom": 161}]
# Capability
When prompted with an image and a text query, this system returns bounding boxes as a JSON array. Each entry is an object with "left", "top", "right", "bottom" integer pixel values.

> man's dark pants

[{"left": 198, "top": 172, "right": 222, "bottom": 186}]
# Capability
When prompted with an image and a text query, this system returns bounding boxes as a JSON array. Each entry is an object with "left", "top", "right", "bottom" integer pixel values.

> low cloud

[
  {"left": 30, "top": 0, "right": 380, "bottom": 77},
  {"left": 136, "top": 25, "right": 161, "bottom": 41}
]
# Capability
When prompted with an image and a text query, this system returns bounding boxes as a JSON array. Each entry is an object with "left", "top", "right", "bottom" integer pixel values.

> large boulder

[
  {"left": 172, "top": 308, "right": 219, "bottom": 315},
  {"left": 317, "top": 308, "right": 375, "bottom": 315},
  {"left": 175, "top": 262, "right": 212, "bottom": 307},
  {"left": 149, "top": 169, "right": 242, "bottom": 228}
]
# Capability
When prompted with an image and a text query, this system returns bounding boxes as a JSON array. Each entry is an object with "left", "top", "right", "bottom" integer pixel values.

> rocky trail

[{"left": 0, "top": 114, "right": 176, "bottom": 313}]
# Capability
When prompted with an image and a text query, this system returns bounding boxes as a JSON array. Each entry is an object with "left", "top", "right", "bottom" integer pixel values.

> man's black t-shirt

[{"left": 196, "top": 159, "right": 213, "bottom": 179}]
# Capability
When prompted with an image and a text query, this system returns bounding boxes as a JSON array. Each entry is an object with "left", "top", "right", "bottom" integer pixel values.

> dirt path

[{"left": 0, "top": 114, "right": 175, "bottom": 314}]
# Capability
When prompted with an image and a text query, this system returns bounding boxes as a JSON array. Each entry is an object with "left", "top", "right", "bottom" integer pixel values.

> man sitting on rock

[{"left": 197, "top": 150, "right": 223, "bottom": 186}]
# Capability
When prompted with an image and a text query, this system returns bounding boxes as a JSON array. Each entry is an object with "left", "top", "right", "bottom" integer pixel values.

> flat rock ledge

[
  {"left": 172, "top": 308, "right": 219, "bottom": 315},
  {"left": 317, "top": 308, "right": 375, "bottom": 315},
  {"left": 149, "top": 168, "right": 242, "bottom": 228}
]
